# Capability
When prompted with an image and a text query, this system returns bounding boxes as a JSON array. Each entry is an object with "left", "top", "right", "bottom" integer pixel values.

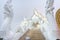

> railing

[{"left": 19, "top": 29, "right": 30, "bottom": 40}]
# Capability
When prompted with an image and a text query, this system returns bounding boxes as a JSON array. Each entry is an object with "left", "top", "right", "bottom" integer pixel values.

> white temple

[{"left": 0, "top": 0, "right": 60, "bottom": 40}]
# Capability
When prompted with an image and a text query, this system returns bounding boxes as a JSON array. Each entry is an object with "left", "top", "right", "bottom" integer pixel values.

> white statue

[
  {"left": 0, "top": 0, "right": 13, "bottom": 39},
  {"left": 45, "top": 0, "right": 57, "bottom": 40}
]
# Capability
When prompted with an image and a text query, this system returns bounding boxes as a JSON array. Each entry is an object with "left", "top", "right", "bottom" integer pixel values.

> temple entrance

[{"left": 19, "top": 28, "right": 45, "bottom": 40}]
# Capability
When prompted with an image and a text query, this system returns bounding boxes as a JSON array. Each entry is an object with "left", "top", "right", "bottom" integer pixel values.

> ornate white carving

[
  {"left": 45, "top": 0, "right": 54, "bottom": 16},
  {"left": 4, "top": 0, "right": 13, "bottom": 19},
  {"left": 45, "top": 0, "right": 58, "bottom": 40},
  {"left": 0, "top": 0, "right": 14, "bottom": 40},
  {"left": 33, "top": 9, "right": 48, "bottom": 24}
]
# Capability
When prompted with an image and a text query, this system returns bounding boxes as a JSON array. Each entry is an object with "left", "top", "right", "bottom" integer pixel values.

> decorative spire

[
  {"left": 45, "top": 0, "right": 54, "bottom": 16},
  {"left": 33, "top": 8, "right": 48, "bottom": 23},
  {"left": 4, "top": 0, "right": 13, "bottom": 19}
]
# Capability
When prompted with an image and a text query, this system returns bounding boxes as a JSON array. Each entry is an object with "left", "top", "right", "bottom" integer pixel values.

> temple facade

[{"left": 0, "top": 0, "right": 60, "bottom": 40}]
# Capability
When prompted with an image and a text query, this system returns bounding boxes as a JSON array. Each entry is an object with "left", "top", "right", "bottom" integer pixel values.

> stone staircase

[{"left": 19, "top": 29, "right": 45, "bottom": 40}]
